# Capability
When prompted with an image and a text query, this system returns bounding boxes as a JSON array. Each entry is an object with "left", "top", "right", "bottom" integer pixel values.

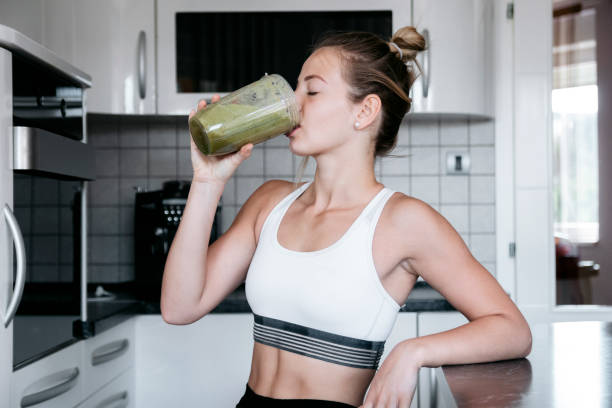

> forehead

[{"left": 298, "top": 47, "right": 344, "bottom": 85}]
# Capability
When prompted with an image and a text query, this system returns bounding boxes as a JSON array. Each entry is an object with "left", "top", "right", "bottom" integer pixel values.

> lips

[{"left": 287, "top": 125, "right": 301, "bottom": 137}]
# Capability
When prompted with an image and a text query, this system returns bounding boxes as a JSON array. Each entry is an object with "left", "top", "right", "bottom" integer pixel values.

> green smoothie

[{"left": 188, "top": 74, "right": 300, "bottom": 156}]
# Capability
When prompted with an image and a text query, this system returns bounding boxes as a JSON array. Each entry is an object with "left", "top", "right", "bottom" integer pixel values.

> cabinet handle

[
  {"left": 422, "top": 29, "right": 431, "bottom": 98},
  {"left": 429, "top": 367, "right": 438, "bottom": 408},
  {"left": 21, "top": 367, "right": 80, "bottom": 407},
  {"left": 2, "top": 204, "right": 26, "bottom": 328},
  {"left": 138, "top": 30, "right": 147, "bottom": 99},
  {"left": 92, "top": 339, "right": 130, "bottom": 366},
  {"left": 95, "top": 390, "right": 128, "bottom": 408}
]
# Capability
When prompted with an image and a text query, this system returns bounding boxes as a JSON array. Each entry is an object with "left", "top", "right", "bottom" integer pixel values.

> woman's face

[{"left": 289, "top": 47, "right": 359, "bottom": 156}]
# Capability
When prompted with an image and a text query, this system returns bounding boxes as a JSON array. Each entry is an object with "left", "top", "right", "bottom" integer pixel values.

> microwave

[{"left": 156, "top": 0, "right": 410, "bottom": 114}]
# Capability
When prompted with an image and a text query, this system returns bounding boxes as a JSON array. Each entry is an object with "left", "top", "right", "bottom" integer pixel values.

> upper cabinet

[
  {"left": 410, "top": 0, "right": 490, "bottom": 117},
  {"left": 71, "top": 0, "right": 156, "bottom": 114},
  {"left": 4, "top": 0, "right": 490, "bottom": 116}
]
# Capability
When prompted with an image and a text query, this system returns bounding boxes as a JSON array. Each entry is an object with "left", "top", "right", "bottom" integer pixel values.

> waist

[{"left": 249, "top": 342, "right": 373, "bottom": 407}]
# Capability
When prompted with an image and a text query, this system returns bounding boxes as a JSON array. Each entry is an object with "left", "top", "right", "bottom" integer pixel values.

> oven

[{"left": 0, "top": 28, "right": 94, "bottom": 369}]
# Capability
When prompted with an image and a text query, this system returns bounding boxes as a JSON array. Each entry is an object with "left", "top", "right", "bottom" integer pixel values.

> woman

[{"left": 161, "top": 26, "right": 532, "bottom": 408}]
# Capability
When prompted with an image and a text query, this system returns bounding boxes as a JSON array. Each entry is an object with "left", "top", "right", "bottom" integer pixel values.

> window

[{"left": 552, "top": 7, "right": 599, "bottom": 244}]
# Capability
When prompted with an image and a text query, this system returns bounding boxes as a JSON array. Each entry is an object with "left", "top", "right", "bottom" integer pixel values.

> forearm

[
  {"left": 405, "top": 314, "right": 532, "bottom": 368},
  {"left": 160, "top": 180, "right": 225, "bottom": 320}
]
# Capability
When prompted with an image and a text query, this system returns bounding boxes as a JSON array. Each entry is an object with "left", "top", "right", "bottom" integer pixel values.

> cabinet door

[
  {"left": 11, "top": 341, "right": 84, "bottom": 408},
  {"left": 73, "top": 0, "right": 156, "bottom": 114},
  {"left": 78, "top": 368, "right": 134, "bottom": 408},
  {"left": 376, "top": 313, "right": 419, "bottom": 408},
  {"left": 82, "top": 318, "right": 134, "bottom": 401},
  {"left": 411, "top": 0, "right": 489, "bottom": 117},
  {"left": 417, "top": 312, "right": 468, "bottom": 408},
  {"left": 134, "top": 314, "right": 254, "bottom": 407}
]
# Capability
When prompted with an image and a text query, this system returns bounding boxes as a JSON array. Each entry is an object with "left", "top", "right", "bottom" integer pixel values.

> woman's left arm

[{"left": 360, "top": 198, "right": 532, "bottom": 408}]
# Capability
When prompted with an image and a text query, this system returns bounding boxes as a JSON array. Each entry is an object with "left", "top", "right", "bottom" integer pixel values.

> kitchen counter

[
  {"left": 77, "top": 280, "right": 454, "bottom": 336},
  {"left": 435, "top": 320, "right": 612, "bottom": 407}
]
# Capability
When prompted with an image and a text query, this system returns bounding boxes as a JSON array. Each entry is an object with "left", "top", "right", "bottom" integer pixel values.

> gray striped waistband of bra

[{"left": 252, "top": 314, "right": 385, "bottom": 369}]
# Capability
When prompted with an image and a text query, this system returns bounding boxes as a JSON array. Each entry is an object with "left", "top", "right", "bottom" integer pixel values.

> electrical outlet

[{"left": 446, "top": 152, "right": 471, "bottom": 175}]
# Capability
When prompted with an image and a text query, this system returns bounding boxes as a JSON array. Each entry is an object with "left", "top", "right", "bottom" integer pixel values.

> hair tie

[{"left": 389, "top": 42, "right": 403, "bottom": 59}]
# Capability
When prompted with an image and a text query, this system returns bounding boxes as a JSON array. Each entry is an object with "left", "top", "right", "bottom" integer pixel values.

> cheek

[{"left": 304, "top": 97, "right": 352, "bottom": 130}]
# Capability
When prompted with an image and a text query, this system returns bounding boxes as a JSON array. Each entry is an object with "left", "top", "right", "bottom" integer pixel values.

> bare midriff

[{"left": 247, "top": 342, "right": 375, "bottom": 406}]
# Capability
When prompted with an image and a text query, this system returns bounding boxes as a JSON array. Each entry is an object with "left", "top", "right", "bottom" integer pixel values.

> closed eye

[{"left": 307, "top": 92, "right": 318, "bottom": 96}]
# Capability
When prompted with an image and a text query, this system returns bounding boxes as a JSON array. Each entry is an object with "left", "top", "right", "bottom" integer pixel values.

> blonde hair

[{"left": 293, "top": 26, "right": 426, "bottom": 189}]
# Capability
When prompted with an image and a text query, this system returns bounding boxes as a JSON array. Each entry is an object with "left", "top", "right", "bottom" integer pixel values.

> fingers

[
  {"left": 197, "top": 99, "right": 207, "bottom": 111},
  {"left": 212, "top": 93, "right": 221, "bottom": 103}
]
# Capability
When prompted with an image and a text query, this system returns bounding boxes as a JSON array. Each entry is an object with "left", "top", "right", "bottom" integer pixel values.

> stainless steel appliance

[{"left": 0, "top": 24, "right": 93, "bottom": 372}]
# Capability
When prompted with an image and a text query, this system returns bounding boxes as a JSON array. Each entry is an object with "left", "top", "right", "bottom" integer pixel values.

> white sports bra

[{"left": 245, "top": 180, "right": 401, "bottom": 369}]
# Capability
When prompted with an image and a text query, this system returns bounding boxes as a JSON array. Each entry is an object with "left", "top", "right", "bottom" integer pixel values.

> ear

[{"left": 354, "top": 94, "right": 382, "bottom": 130}]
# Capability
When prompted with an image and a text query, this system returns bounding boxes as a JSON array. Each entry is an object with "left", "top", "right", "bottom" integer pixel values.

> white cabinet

[
  {"left": 411, "top": 0, "right": 490, "bottom": 117},
  {"left": 78, "top": 368, "right": 134, "bottom": 408},
  {"left": 82, "top": 318, "right": 135, "bottom": 402},
  {"left": 134, "top": 314, "right": 254, "bottom": 407},
  {"left": 416, "top": 312, "right": 468, "bottom": 408},
  {"left": 11, "top": 341, "right": 84, "bottom": 408},
  {"left": 378, "top": 312, "right": 419, "bottom": 408},
  {"left": 72, "top": 0, "right": 156, "bottom": 114}
]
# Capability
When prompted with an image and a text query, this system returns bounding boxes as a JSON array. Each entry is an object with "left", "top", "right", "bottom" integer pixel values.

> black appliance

[{"left": 134, "top": 180, "right": 222, "bottom": 301}]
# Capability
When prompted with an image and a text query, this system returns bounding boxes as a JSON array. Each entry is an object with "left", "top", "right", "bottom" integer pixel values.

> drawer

[
  {"left": 82, "top": 318, "right": 134, "bottom": 401},
  {"left": 77, "top": 368, "right": 134, "bottom": 408},
  {"left": 12, "top": 341, "right": 84, "bottom": 408}
]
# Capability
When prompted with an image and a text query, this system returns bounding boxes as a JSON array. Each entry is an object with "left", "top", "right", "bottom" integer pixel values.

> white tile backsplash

[
  {"left": 410, "top": 146, "right": 440, "bottom": 175},
  {"left": 381, "top": 154, "right": 410, "bottom": 176},
  {"left": 440, "top": 176, "right": 469, "bottom": 204},
  {"left": 410, "top": 121, "right": 438, "bottom": 145},
  {"left": 470, "top": 205, "right": 496, "bottom": 233},
  {"left": 148, "top": 148, "right": 177, "bottom": 176},
  {"left": 469, "top": 120, "right": 495, "bottom": 145},
  {"left": 235, "top": 147, "right": 264, "bottom": 176},
  {"left": 381, "top": 176, "right": 410, "bottom": 195},
  {"left": 236, "top": 177, "right": 265, "bottom": 205},
  {"left": 440, "top": 120, "right": 469, "bottom": 146},
  {"left": 265, "top": 148, "right": 294, "bottom": 176},
  {"left": 469, "top": 234, "right": 497, "bottom": 263},
  {"left": 470, "top": 176, "right": 496, "bottom": 203},
  {"left": 148, "top": 117, "right": 177, "bottom": 147},
  {"left": 86, "top": 115, "right": 497, "bottom": 283},
  {"left": 440, "top": 205, "right": 469, "bottom": 233},
  {"left": 470, "top": 146, "right": 496, "bottom": 174},
  {"left": 410, "top": 176, "right": 439, "bottom": 206}
]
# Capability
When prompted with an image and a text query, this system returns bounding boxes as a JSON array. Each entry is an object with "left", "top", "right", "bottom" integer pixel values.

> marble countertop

[{"left": 436, "top": 320, "right": 612, "bottom": 407}]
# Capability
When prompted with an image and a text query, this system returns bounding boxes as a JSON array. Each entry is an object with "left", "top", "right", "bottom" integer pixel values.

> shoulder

[
  {"left": 381, "top": 192, "right": 455, "bottom": 248},
  {"left": 239, "top": 179, "right": 307, "bottom": 239},
  {"left": 384, "top": 191, "right": 441, "bottom": 227}
]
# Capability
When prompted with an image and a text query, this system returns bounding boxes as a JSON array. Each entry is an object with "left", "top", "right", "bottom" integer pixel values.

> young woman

[{"left": 161, "top": 26, "right": 532, "bottom": 408}]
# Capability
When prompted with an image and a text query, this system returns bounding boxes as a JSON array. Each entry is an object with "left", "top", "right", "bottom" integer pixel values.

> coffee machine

[{"left": 134, "top": 180, "right": 221, "bottom": 300}]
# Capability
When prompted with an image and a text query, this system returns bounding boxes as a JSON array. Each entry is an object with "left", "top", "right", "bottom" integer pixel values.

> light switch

[{"left": 446, "top": 152, "right": 470, "bottom": 175}]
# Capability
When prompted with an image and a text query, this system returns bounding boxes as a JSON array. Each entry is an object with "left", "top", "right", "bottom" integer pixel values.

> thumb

[{"left": 233, "top": 143, "right": 253, "bottom": 164}]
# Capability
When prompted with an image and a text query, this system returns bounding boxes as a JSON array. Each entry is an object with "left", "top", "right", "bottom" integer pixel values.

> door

[
  {"left": 1, "top": 46, "right": 14, "bottom": 405},
  {"left": 552, "top": 1, "right": 612, "bottom": 306}
]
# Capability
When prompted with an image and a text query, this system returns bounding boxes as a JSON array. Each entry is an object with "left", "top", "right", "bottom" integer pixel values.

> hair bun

[{"left": 390, "top": 26, "right": 426, "bottom": 63}]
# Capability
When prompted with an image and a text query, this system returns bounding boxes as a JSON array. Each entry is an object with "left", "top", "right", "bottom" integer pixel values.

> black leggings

[{"left": 236, "top": 383, "right": 357, "bottom": 407}]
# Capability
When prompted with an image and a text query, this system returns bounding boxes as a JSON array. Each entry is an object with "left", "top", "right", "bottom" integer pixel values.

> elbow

[
  {"left": 160, "top": 299, "right": 200, "bottom": 325},
  {"left": 520, "top": 324, "right": 533, "bottom": 358}
]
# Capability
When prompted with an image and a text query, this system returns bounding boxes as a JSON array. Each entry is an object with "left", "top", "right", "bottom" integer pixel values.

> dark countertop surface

[
  {"left": 76, "top": 280, "right": 454, "bottom": 336},
  {"left": 438, "top": 321, "right": 612, "bottom": 407}
]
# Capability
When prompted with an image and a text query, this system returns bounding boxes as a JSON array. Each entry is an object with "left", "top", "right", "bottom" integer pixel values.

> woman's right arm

[{"left": 160, "top": 96, "right": 257, "bottom": 324}]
